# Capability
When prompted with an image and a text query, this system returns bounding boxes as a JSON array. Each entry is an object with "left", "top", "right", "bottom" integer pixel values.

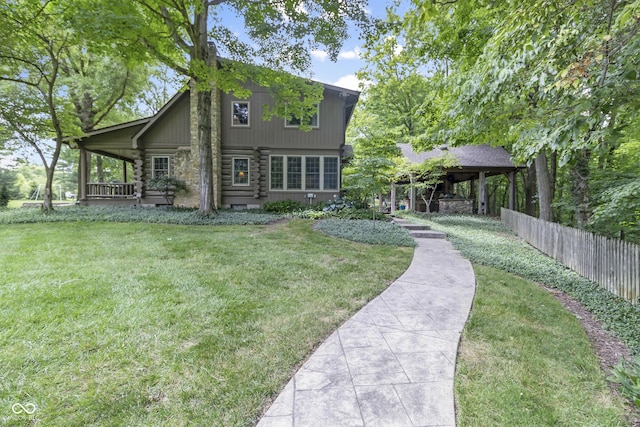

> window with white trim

[
  {"left": 285, "top": 104, "right": 319, "bottom": 128},
  {"left": 287, "top": 157, "right": 302, "bottom": 190},
  {"left": 232, "top": 101, "right": 250, "bottom": 127},
  {"left": 270, "top": 156, "right": 284, "bottom": 190},
  {"left": 270, "top": 155, "right": 339, "bottom": 191},
  {"left": 305, "top": 157, "right": 320, "bottom": 190},
  {"left": 323, "top": 157, "right": 339, "bottom": 190},
  {"left": 233, "top": 157, "right": 250, "bottom": 186},
  {"left": 152, "top": 156, "right": 170, "bottom": 178}
]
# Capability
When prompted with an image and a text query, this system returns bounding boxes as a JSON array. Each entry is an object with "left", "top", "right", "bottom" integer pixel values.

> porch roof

[
  {"left": 69, "top": 119, "right": 150, "bottom": 161},
  {"left": 396, "top": 143, "right": 524, "bottom": 185}
]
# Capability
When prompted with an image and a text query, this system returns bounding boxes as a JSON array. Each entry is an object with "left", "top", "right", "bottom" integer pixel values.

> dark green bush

[
  {"left": 0, "top": 184, "right": 8, "bottom": 209},
  {"left": 263, "top": 199, "right": 304, "bottom": 213},
  {"left": 322, "top": 196, "right": 354, "bottom": 212}
]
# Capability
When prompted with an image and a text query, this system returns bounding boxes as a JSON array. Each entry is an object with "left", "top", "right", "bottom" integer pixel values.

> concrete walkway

[{"left": 257, "top": 234, "right": 476, "bottom": 427}]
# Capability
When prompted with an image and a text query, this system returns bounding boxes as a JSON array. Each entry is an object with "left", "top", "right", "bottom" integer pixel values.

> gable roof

[
  {"left": 399, "top": 143, "right": 520, "bottom": 169},
  {"left": 132, "top": 90, "right": 188, "bottom": 149}
]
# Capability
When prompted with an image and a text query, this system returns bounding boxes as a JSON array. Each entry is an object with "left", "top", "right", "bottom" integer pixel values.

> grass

[
  {"left": 399, "top": 213, "right": 636, "bottom": 425},
  {"left": 0, "top": 219, "right": 412, "bottom": 426},
  {"left": 456, "top": 265, "right": 627, "bottom": 426}
]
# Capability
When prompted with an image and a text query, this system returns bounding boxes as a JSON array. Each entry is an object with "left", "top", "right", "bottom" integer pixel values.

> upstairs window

[
  {"left": 232, "top": 101, "right": 250, "bottom": 127},
  {"left": 152, "top": 156, "right": 170, "bottom": 178},
  {"left": 285, "top": 104, "right": 319, "bottom": 128}
]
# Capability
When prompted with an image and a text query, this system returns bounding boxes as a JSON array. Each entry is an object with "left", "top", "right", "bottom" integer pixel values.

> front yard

[{"left": 0, "top": 219, "right": 412, "bottom": 426}]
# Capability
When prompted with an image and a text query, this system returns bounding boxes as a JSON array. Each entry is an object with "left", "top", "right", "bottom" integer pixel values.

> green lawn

[
  {"left": 456, "top": 265, "right": 627, "bottom": 426},
  {"left": 0, "top": 220, "right": 412, "bottom": 426}
]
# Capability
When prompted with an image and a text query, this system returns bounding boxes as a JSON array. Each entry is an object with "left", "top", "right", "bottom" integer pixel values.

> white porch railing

[{"left": 87, "top": 182, "right": 135, "bottom": 199}]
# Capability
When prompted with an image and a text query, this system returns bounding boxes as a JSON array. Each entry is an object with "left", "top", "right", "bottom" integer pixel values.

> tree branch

[
  {"left": 139, "top": 36, "right": 190, "bottom": 75},
  {"left": 92, "top": 70, "right": 131, "bottom": 127}
]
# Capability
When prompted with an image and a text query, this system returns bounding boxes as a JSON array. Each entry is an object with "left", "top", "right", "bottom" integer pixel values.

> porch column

[
  {"left": 123, "top": 160, "right": 128, "bottom": 183},
  {"left": 478, "top": 171, "right": 487, "bottom": 215},
  {"left": 508, "top": 171, "right": 516, "bottom": 211},
  {"left": 409, "top": 173, "right": 416, "bottom": 211},
  {"left": 77, "top": 148, "right": 90, "bottom": 200},
  {"left": 390, "top": 183, "right": 396, "bottom": 213}
]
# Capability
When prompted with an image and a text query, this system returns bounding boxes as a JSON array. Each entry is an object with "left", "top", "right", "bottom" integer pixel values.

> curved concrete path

[{"left": 257, "top": 234, "right": 476, "bottom": 427}]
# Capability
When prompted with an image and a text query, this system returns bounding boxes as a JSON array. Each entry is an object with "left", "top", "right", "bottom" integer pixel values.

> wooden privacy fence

[{"left": 501, "top": 208, "right": 640, "bottom": 304}]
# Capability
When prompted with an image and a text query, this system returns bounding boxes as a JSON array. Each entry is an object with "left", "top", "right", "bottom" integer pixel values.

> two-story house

[{"left": 69, "top": 78, "right": 359, "bottom": 209}]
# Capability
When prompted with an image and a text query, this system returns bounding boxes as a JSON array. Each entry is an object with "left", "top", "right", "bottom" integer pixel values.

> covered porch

[
  {"left": 393, "top": 144, "right": 523, "bottom": 215},
  {"left": 67, "top": 119, "right": 169, "bottom": 206}
]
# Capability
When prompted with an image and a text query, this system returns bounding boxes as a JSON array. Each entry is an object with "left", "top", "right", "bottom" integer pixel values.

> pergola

[{"left": 393, "top": 143, "right": 523, "bottom": 214}]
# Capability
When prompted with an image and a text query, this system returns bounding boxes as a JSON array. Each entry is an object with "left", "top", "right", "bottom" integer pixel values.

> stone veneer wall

[
  {"left": 172, "top": 81, "right": 222, "bottom": 209},
  {"left": 438, "top": 198, "right": 474, "bottom": 214}
]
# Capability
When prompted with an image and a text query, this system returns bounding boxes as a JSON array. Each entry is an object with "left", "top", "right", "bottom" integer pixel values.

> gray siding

[
  {"left": 139, "top": 94, "right": 191, "bottom": 148},
  {"left": 221, "top": 85, "right": 346, "bottom": 151}
]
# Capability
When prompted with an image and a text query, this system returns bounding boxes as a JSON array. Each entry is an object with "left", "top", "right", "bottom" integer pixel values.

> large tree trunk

[
  {"left": 570, "top": 149, "right": 591, "bottom": 229},
  {"left": 197, "top": 85, "right": 215, "bottom": 215},
  {"left": 195, "top": 8, "right": 216, "bottom": 215},
  {"left": 535, "top": 151, "right": 553, "bottom": 222}
]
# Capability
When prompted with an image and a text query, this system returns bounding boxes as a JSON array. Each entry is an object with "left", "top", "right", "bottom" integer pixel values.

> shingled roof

[{"left": 399, "top": 143, "right": 519, "bottom": 169}]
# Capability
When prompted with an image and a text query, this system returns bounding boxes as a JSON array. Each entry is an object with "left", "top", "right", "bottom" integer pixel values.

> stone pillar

[
  {"left": 409, "top": 173, "right": 416, "bottom": 211},
  {"left": 390, "top": 183, "right": 396, "bottom": 213},
  {"left": 478, "top": 171, "right": 487, "bottom": 215}
]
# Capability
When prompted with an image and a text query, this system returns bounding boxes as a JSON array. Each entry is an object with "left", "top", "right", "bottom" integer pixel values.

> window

[
  {"left": 323, "top": 157, "right": 339, "bottom": 190},
  {"left": 232, "top": 101, "right": 250, "bottom": 126},
  {"left": 152, "top": 156, "right": 170, "bottom": 178},
  {"left": 233, "top": 158, "right": 249, "bottom": 186},
  {"left": 285, "top": 104, "right": 319, "bottom": 128},
  {"left": 305, "top": 157, "right": 320, "bottom": 190},
  {"left": 287, "top": 157, "right": 302, "bottom": 190},
  {"left": 270, "top": 155, "right": 339, "bottom": 191},
  {"left": 270, "top": 156, "right": 284, "bottom": 190}
]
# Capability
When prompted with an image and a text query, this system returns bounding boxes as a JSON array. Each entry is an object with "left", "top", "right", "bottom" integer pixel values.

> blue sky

[{"left": 218, "top": 0, "right": 403, "bottom": 91}]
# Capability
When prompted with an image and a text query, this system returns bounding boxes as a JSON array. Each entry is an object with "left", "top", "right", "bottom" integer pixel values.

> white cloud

[
  {"left": 311, "top": 49, "right": 329, "bottom": 62},
  {"left": 385, "top": 36, "right": 404, "bottom": 56},
  {"left": 338, "top": 47, "right": 361, "bottom": 60},
  {"left": 332, "top": 74, "right": 365, "bottom": 91}
]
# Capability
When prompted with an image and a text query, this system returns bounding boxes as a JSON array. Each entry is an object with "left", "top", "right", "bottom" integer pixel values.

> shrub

[
  {"left": 610, "top": 357, "right": 640, "bottom": 409},
  {"left": 263, "top": 199, "right": 304, "bottom": 213},
  {"left": 322, "top": 196, "right": 354, "bottom": 212},
  {"left": 0, "top": 184, "right": 8, "bottom": 209},
  {"left": 145, "top": 176, "right": 188, "bottom": 193}
]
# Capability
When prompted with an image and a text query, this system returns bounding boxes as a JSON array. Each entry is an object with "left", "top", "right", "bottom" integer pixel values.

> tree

[
  {"left": 403, "top": 155, "right": 459, "bottom": 214},
  {"left": 391, "top": 0, "right": 640, "bottom": 225},
  {"left": 0, "top": 0, "right": 76, "bottom": 212},
  {"left": 93, "top": 0, "right": 370, "bottom": 215}
]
